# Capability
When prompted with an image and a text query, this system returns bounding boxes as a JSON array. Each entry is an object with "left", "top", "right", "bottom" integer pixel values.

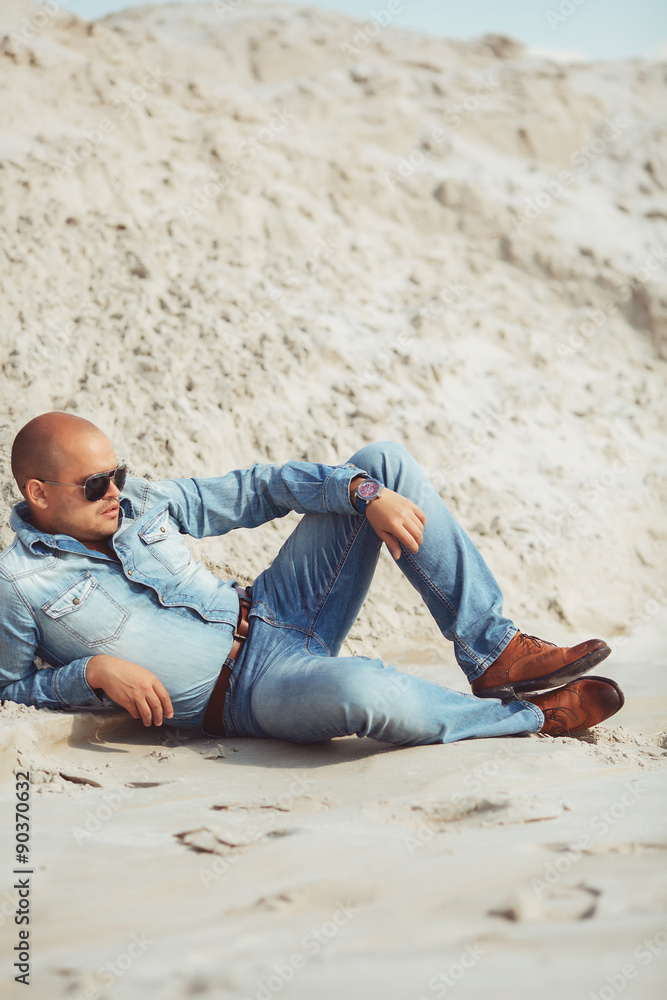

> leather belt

[{"left": 202, "top": 584, "right": 252, "bottom": 737}]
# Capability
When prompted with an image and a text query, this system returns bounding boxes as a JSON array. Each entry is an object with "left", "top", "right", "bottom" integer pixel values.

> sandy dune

[{"left": 0, "top": 2, "right": 666, "bottom": 997}]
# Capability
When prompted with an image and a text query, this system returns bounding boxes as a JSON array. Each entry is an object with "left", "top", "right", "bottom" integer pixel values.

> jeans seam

[
  {"left": 226, "top": 620, "right": 328, "bottom": 735},
  {"left": 400, "top": 546, "right": 483, "bottom": 670},
  {"left": 518, "top": 700, "right": 544, "bottom": 730},
  {"left": 251, "top": 611, "right": 331, "bottom": 653},
  {"left": 306, "top": 516, "right": 366, "bottom": 649},
  {"left": 304, "top": 631, "right": 330, "bottom": 655},
  {"left": 480, "top": 626, "right": 518, "bottom": 672}
]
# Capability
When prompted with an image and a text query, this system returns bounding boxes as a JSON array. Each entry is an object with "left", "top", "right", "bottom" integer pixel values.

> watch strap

[{"left": 353, "top": 477, "right": 383, "bottom": 514}]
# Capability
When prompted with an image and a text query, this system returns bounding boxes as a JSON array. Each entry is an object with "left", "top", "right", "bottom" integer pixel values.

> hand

[
  {"left": 86, "top": 655, "right": 174, "bottom": 727},
  {"left": 365, "top": 487, "right": 427, "bottom": 560}
]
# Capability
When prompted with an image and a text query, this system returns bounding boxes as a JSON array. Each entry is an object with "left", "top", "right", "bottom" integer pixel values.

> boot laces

[
  {"left": 541, "top": 704, "right": 579, "bottom": 736},
  {"left": 519, "top": 633, "right": 558, "bottom": 653}
]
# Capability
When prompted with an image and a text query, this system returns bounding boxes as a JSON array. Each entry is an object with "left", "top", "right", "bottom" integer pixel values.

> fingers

[
  {"left": 94, "top": 659, "right": 174, "bottom": 728},
  {"left": 141, "top": 683, "right": 174, "bottom": 727},
  {"left": 152, "top": 678, "right": 174, "bottom": 724},
  {"left": 380, "top": 530, "right": 401, "bottom": 560},
  {"left": 367, "top": 491, "right": 427, "bottom": 559},
  {"left": 158, "top": 685, "right": 175, "bottom": 721},
  {"left": 395, "top": 511, "right": 424, "bottom": 553},
  {"left": 380, "top": 524, "right": 418, "bottom": 558},
  {"left": 134, "top": 692, "right": 156, "bottom": 727},
  {"left": 144, "top": 691, "right": 165, "bottom": 726},
  {"left": 408, "top": 507, "right": 426, "bottom": 545},
  {"left": 124, "top": 697, "right": 152, "bottom": 727},
  {"left": 407, "top": 511, "right": 425, "bottom": 547},
  {"left": 414, "top": 504, "right": 427, "bottom": 526},
  {"left": 130, "top": 680, "right": 174, "bottom": 727}
]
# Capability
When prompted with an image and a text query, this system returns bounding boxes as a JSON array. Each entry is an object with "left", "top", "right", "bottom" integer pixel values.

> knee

[
  {"left": 337, "top": 659, "right": 413, "bottom": 718},
  {"left": 346, "top": 440, "right": 412, "bottom": 483},
  {"left": 337, "top": 659, "right": 384, "bottom": 708}
]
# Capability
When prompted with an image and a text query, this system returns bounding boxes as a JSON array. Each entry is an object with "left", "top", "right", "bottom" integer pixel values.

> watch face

[{"left": 357, "top": 480, "right": 381, "bottom": 500}]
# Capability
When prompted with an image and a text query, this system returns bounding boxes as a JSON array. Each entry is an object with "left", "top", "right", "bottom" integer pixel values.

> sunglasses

[{"left": 36, "top": 465, "right": 128, "bottom": 502}]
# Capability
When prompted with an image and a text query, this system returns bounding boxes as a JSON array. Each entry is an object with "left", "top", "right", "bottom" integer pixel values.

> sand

[{"left": 0, "top": 2, "right": 666, "bottom": 997}]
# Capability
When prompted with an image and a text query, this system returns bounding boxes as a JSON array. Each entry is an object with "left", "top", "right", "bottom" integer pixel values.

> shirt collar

[{"left": 9, "top": 497, "right": 134, "bottom": 555}]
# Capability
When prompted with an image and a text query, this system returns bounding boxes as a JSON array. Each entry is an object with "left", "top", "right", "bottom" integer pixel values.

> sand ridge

[
  {"left": 0, "top": 1, "right": 665, "bottom": 644},
  {"left": 0, "top": 3, "right": 666, "bottom": 998}
]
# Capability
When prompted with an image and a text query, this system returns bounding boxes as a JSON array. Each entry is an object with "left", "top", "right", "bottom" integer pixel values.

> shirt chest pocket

[
  {"left": 137, "top": 509, "right": 192, "bottom": 575},
  {"left": 41, "top": 573, "right": 129, "bottom": 647}
]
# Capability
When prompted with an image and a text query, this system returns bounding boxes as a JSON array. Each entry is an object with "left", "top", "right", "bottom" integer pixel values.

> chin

[{"left": 91, "top": 516, "right": 119, "bottom": 539}]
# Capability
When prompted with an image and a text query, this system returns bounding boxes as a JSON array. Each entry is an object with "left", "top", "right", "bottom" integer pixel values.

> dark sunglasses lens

[
  {"left": 85, "top": 474, "right": 111, "bottom": 501},
  {"left": 84, "top": 467, "right": 127, "bottom": 501}
]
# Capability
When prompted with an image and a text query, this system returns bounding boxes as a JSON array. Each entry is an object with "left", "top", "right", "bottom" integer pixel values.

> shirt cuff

[
  {"left": 323, "top": 463, "right": 369, "bottom": 515},
  {"left": 52, "top": 657, "right": 110, "bottom": 708}
]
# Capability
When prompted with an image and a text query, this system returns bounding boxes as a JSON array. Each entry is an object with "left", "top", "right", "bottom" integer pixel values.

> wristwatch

[{"left": 353, "top": 477, "right": 384, "bottom": 515}]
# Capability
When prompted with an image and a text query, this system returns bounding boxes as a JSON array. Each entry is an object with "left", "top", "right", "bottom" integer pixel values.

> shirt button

[
  {"left": 72, "top": 598, "right": 80, "bottom": 605},
  {"left": 127, "top": 569, "right": 133, "bottom": 576},
  {"left": 160, "top": 527, "right": 166, "bottom": 533}
]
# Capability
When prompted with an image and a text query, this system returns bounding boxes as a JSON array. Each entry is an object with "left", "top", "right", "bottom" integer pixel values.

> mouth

[{"left": 101, "top": 505, "right": 120, "bottom": 518}]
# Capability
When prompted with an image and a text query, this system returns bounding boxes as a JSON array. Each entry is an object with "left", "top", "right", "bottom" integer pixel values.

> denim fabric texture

[{"left": 0, "top": 442, "right": 543, "bottom": 742}]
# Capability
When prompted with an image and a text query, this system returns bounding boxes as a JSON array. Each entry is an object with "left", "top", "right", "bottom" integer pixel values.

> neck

[{"left": 83, "top": 539, "right": 119, "bottom": 559}]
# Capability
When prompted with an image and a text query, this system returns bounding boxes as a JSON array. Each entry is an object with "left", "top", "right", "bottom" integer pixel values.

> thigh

[
  {"left": 247, "top": 643, "right": 413, "bottom": 744},
  {"left": 250, "top": 441, "right": 424, "bottom": 654},
  {"left": 251, "top": 509, "right": 383, "bottom": 656},
  {"left": 248, "top": 647, "right": 375, "bottom": 743}
]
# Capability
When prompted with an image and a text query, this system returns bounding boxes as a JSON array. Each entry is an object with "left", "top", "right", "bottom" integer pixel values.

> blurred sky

[{"left": 62, "top": 0, "right": 667, "bottom": 62}]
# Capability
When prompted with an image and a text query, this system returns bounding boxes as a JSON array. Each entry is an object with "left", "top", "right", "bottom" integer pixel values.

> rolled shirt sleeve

[{"left": 128, "top": 459, "right": 369, "bottom": 539}]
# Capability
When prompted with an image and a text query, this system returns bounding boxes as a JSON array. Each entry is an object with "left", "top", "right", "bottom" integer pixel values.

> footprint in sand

[{"left": 491, "top": 883, "right": 601, "bottom": 922}]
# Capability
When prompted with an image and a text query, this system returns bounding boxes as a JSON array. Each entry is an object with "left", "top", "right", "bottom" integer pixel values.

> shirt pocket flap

[
  {"left": 41, "top": 573, "right": 128, "bottom": 646},
  {"left": 138, "top": 508, "right": 171, "bottom": 545},
  {"left": 42, "top": 572, "right": 97, "bottom": 619}
]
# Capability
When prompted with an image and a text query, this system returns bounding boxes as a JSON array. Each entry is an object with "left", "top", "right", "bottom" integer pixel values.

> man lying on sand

[{"left": 0, "top": 412, "right": 624, "bottom": 744}]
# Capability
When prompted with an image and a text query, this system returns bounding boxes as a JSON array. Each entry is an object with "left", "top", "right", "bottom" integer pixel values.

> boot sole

[{"left": 475, "top": 643, "right": 612, "bottom": 699}]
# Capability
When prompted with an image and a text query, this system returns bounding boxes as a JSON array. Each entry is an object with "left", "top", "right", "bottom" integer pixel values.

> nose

[{"left": 104, "top": 479, "right": 121, "bottom": 500}]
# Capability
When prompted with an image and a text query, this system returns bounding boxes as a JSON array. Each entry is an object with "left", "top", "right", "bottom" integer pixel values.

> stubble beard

[{"left": 58, "top": 507, "right": 119, "bottom": 544}]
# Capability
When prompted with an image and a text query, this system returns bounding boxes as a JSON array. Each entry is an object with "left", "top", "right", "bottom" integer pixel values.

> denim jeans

[{"left": 220, "top": 442, "right": 544, "bottom": 745}]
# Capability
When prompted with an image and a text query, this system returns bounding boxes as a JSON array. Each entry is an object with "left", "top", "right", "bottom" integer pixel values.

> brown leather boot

[
  {"left": 472, "top": 631, "right": 611, "bottom": 698},
  {"left": 525, "top": 676, "right": 624, "bottom": 736}
]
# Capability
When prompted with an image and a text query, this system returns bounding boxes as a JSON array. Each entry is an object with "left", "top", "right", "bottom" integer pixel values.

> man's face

[{"left": 29, "top": 431, "right": 122, "bottom": 547}]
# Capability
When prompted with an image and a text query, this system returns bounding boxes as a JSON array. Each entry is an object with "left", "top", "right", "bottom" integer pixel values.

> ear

[{"left": 24, "top": 479, "right": 50, "bottom": 509}]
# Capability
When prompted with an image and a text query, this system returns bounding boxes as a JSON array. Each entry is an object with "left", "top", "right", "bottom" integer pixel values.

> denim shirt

[{"left": 0, "top": 458, "right": 365, "bottom": 731}]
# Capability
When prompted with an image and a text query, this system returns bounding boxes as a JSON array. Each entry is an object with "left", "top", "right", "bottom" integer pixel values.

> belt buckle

[
  {"left": 234, "top": 583, "right": 252, "bottom": 605},
  {"left": 233, "top": 584, "right": 252, "bottom": 643}
]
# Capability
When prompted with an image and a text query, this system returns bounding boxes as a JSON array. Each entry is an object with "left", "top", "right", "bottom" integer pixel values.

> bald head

[{"left": 11, "top": 412, "right": 108, "bottom": 496}]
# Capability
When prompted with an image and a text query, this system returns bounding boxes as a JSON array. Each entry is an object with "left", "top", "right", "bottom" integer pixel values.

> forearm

[
  {"left": 0, "top": 655, "right": 105, "bottom": 710},
  {"left": 134, "top": 460, "right": 370, "bottom": 537},
  {"left": 197, "top": 461, "right": 368, "bottom": 526}
]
